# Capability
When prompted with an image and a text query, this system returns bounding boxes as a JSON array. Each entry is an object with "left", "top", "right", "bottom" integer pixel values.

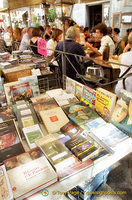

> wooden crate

[{"left": 3, "top": 65, "right": 32, "bottom": 82}]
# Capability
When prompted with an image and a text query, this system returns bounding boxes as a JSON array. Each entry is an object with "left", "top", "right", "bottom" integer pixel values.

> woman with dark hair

[
  {"left": 30, "top": 27, "right": 41, "bottom": 55},
  {"left": 47, "top": 28, "right": 62, "bottom": 60}
]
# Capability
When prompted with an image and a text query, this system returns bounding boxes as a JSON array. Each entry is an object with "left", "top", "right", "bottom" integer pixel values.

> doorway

[{"left": 89, "top": 4, "right": 102, "bottom": 30}]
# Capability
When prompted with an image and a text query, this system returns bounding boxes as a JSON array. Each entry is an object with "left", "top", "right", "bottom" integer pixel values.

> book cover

[
  {"left": 95, "top": 88, "right": 116, "bottom": 121},
  {"left": 0, "top": 106, "right": 15, "bottom": 123},
  {"left": 62, "top": 102, "right": 87, "bottom": 116},
  {"left": 46, "top": 88, "right": 66, "bottom": 98},
  {"left": 32, "top": 98, "right": 58, "bottom": 122},
  {"left": 4, "top": 81, "right": 19, "bottom": 106},
  {"left": 36, "top": 135, "right": 74, "bottom": 169},
  {"left": 22, "top": 124, "right": 44, "bottom": 149},
  {"left": 19, "top": 75, "right": 40, "bottom": 97},
  {"left": 0, "top": 165, "right": 13, "bottom": 200},
  {"left": 90, "top": 123, "right": 128, "bottom": 153},
  {"left": 65, "top": 76, "right": 76, "bottom": 94},
  {"left": 10, "top": 82, "right": 32, "bottom": 102},
  {"left": 82, "top": 86, "right": 96, "bottom": 109},
  {"left": 4, "top": 148, "right": 57, "bottom": 200},
  {"left": 111, "top": 89, "right": 132, "bottom": 137},
  {"left": 75, "top": 82, "right": 84, "bottom": 101},
  {"left": 40, "top": 107, "right": 69, "bottom": 134},
  {"left": 12, "top": 100, "right": 30, "bottom": 117},
  {"left": 65, "top": 136, "right": 98, "bottom": 161},
  {"left": 30, "top": 93, "right": 50, "bottom": 103},
  {"left": 60, "top": 120, "right": 86, "bottom": 138},
  {"left": 0, "top": 119, "right": 25, "bottom": 163},
  {"left": 0, "top": 76, "right": 7, "bottom": 107},
  {"left": 68, "top": 107, "right": 100, "bottom": 131},
  {"left": 54, "top": 93, "right": 79, "bottom": 107}
]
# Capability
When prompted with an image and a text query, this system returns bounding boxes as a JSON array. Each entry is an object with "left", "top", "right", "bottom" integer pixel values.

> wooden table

[{"left": 92, "top": 56, "right": 120, "bottom": 87}]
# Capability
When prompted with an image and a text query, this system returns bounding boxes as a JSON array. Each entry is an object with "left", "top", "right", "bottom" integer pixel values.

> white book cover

[
  {"left": 4, "top": 81, "right": 19, "bottom": 105},
  {"left": 40, "top": 107, "right": 69, "bottom": 134},
  {"left": 46, "top": 88, "right": 67, "bottom": 98},
  {"left": 23, "top": 124, "right": 44, "bottom": 149}
]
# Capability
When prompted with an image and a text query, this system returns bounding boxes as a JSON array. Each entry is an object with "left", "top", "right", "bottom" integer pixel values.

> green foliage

[{"left": 46, "top": 9, "right": 56, "bottom": 22}]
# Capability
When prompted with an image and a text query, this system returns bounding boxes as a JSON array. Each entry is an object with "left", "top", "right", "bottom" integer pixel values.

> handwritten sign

[{"left": 37, "top": 38, "right": 47, "bottom": 56}]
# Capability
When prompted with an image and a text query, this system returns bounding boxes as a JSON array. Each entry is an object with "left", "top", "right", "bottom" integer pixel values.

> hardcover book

[
  {"left": 4, "top": 81, "right": 19, "bottom": 105},
  {"left": 0, "top": 165, "right": 13, "bottom": 200},
  {"left": 0, "top": 119, "right": 25, "bottom": 163},
  {"left": 82, "top": 86, "right": 96, "bottom": 109},
  {"left": 95, "top": 87, "right": 116, "bottom": 121},
  {"left": 111, "top": 89, "right": 132, "bottom": 137},
  {"left": 65, "top": 136, "right": 98, "bottom": 161},
  {"left": 19, "top": 75, "right": 40, "bottom": 97},
  {"left": 0, "top": 106, "right": 15, "bottom": 123},
  {"left": 0, "top": 76, "right": 6, "bottom": 107},
  {"left": 22, "top": 124, "right": 44, "bottom": 149},
  {"left": 10, "top": 82, "right": 32, "bottom": 102},
  {"left": 40, "top": 107, "right": 69, "bottom": 134},
  {"left": 75, "top": 82, "right": 84, "bottom": 101},
  {"left": 60, "top": 120, "right": 86, "bottom": 138},
  {"left": 90, "top": 123, "right": 128, "bottom": 153},
  {"left": 36, "top": 135, "right": 75, "bottom": 169},
  {"left": 4, "top": 148, "right": 57, "bottom": 200}
]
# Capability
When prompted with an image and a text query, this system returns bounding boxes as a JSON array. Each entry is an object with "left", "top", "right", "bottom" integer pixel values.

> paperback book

[
  {"left": 0, "top": 106, "right": 15, "bottom": 123},
  {"left": 62, "top": 102, "right": 87, "bottom": 116},
  {"left": 65, "top": 76, "right": 76, "bottom": 94},
  {"left": 82, "top": 86, "right": 96, "bottom": 109},
  {"left": 0, "top": 119, "right": 25, "bottom": 163},
  {"left": 4, "top": 148, "right": 57, "bottom": 200},
  {"left": 0, "top": 165, "right": 13, "bottom": 200},
  {"left": 111, "top": 89, "right": 132, "bottom": 137},
  {"left": 22, "top": 124, "right": 44, "bottom": 149},
  {"left": 40, "top": 107, "right": 69, "bottom": 134},
  {"left": 65, "top": 135, "right": 98, "bottom": 161},
  {"left": 36, "top": 135, "right": 75, "bottom": 169},
  {"left": 75, "top": 82, "right": 84, "bottom": 101},
  {"left": 95, "top": 87, "right": 116, "bottom": 121},
  {"left": 30, "top": 93, "right": 50, "bottom": 103},
  {"left": 4, "top": 81, "right": 19, "bottom": 105},
  {"left": 0, "top": 76, "right": 6, "bottom": 107},
  {"left": 54, "top": 93, "right": 79, "bottom": 107}
]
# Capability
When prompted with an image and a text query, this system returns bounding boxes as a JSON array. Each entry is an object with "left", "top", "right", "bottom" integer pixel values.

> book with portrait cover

[
  {"left": 65, "top": 135, "right": 98, "bottom": 161},
  {"left": 32, "top": 98, "right": 58, "bottom": 122},
  {"left": 40, "top": 107, "right": 69, "bottom": 134},
  {"left": 36, "top": 135, "right": 75, "bottom": 169},
  {"left": 75, "top": 82, "right": 84, "bottom": 101},
  {"left": 0, "top": 165, "right": 13, "bottom": 200},
  {"left": 10, "top": 82, "right": 33, "bottom": 102},
  {"left": 95, "top": 87, "right": 117, "bottom": 121},
  {"left": 0, "top": 76, "right": 6, "bottom": 107},
  {"left": 111, "top": 89, "right": 132, "bottom": 137},
  {"left": 0, "top": 119, "right": 25, "bottom": 163},
  {"left": 60, "top": 120, "right": 86, "bottom": 138},
  {"left": 4, "top": 81, "right": 19, "bottom": 106},
  {"left": 4, "top": 148, "right": 57, "bottom": 200},
  {"left": 22, "top": 124, "right": 44, "bottom": 149},
  {"left": 82, "top": 86, "right": 96, "bottom": 109},
  {"left": 19, "top": 75, "right": 40, "bottom": 97},
  {"left": 0, "top": 106, "right": 15, "bottom": 123}
]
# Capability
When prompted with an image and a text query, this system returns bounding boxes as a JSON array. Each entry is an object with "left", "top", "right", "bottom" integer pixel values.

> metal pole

[{"left": 61, "top": 0, "right": 66, "bottom": 88}]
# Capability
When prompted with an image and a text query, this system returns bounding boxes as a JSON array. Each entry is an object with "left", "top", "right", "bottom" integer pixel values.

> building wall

[{"left": 110, "top": 0, "right": 132, "bottom": 37}]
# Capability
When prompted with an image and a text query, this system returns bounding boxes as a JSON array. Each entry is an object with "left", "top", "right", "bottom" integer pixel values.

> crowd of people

[{"left": 0, "top": 20, "right": 132, "bottom": 95}]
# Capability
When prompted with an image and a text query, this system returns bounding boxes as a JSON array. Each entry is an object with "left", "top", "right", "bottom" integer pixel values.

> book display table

[{"left": 28, "top": 137, "right": 132, "bottom": 200}]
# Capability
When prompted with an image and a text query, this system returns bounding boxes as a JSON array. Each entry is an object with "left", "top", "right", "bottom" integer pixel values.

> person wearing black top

[{"left": 30, "top": 27, "right": 41, "bottom": 55}]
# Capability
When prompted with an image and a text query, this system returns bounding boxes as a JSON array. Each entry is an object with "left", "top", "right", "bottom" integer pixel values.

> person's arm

[
  {"left": 120, "top": 40, "right": 126, "bottom": 51},
  {"left": 85, "top": 42, "right": 101, "bottom": 56},
  {"left": 123, "top": 43, "right": 131, "bottom": 52}
]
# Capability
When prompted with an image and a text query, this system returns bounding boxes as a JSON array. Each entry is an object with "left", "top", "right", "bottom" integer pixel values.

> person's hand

[{"left": 86, "top": 42, "right": 93, "bottom": 49}]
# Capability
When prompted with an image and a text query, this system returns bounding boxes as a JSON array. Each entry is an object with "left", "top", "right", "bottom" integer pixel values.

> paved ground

[{"left": 95, "top": 153, "right": 132, "bottom": 200}]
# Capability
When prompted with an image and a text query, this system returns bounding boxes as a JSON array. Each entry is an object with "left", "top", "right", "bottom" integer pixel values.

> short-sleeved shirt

[
  {"left": 19, "top": 33, "right": 29, "bottom": 51},
  {"left": 54, "top": 39, "right": 86, "bottom": 80},
  {"left": 99, "top": 35, "right": 115, "bottom": 56}
]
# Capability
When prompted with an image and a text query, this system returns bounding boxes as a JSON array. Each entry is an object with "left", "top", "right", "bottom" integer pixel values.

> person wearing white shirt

[
  {"left": 86, "top": 23, "right": 115, "bottom": 56},
  {"left": 4, "top": 26, "right": 12, "bottom": 52},
  {"left": 19, "top": 27, "right": 33, "bottom": 51},
  {"left": 47, "top": 28, "right": 62, "bottom": 60}
]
